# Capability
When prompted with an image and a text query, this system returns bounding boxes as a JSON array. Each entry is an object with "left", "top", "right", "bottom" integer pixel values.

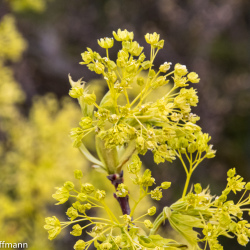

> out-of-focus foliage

[
  {"left": 0, "top": 61, "right": 25, "bottom": 120},
  {"left": 0, "top": 95, "right": 85, "bottom": 248},
  {"left": 6, "top": 0, "right": 49, "bottom": 12},
  {"left": 0, "top": 15, "right": 27, "bottom": 62}
]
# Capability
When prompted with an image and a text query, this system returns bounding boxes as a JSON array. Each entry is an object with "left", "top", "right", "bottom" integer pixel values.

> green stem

[
  {"left": 150, "top": 212, "right": 166, "bottom": 235},
  {"left": 182, "top": 171, "right": 192, "bottom": 199}
]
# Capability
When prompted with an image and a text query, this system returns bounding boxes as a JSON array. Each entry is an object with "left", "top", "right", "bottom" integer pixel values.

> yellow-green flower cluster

[
  {"left": 68, "top": 29, "right": 212, "bottom": 175},
  {"left": 45, "top": 170, "right": 175, "bottom": 250}
]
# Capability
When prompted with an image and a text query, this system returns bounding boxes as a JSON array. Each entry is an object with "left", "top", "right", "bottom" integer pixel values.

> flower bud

[
  {"left": 81, "top": 183, "right": 95, "bottom": 194},
  {"left": 188, "top": 72, "right": 200, "bottom": 83},
  {"left": 70, "top": 224, "right": 82, "bottom": 236},
  {"left": 159, "top": 62, "right": 172, "bottom": 73},
  {"left": 116, "top": 183, "right": 128, "bottom": 197},
  {"left": 77, "top": 193, "right": 88, "bottom": 202},
  {"left": 100, "top": 243, "right": 112, "bottom": 250},
  {"left": 66, "top": 207, "right": 78, "bottom": 221},
  {"left": 64, "top": 181, "right": 75, "bottom": 191},
  {"left": 151, "top": 187, "right": 163, "bottom": 201},
  {"left": 95, "top": 190, "right": 106, "bottom": 200},
  {"left": 138, "top": 52, "right": 146, "bottom": 62},
  {"left": 120, "top": 214, "right": 131, "bottom": 224},
  {"left": 74, "top": 169, "right": 83, "bottom": 179},
  {"left": 141, "top": 61, "right": 152, "bottom": 70},
  {"left": 84, "top": 203, "right": 92, "bottom": 210},
  {"left": 148, "top": 206, "right": 156, "bottom": 216},
  {"left": 245, "top": 182, "right": 250, "bottom": 190},
  {"left": 174, "top": 63, "right": 188, "bottom": 76},
  {"left": 137, "top": 77, "right": 145, "bottom": 86},
  {"left": 144, "top": 220, "right": 153, "bottom": 229},
  {"left": 161, "top": 182, "right": 171, "bottom": 190},
  {"left": 74, "top": 240, "right": 85, "bottom": 250},
  {"left": 69, "top": 86, "right": 84, "bottom": 98},
  {"left": 194, "top": 183, "right": 202, "bottom": 194},
  {"left": 94, "top": 62, "right": 104, "bottom": 74},
  {"left": 156, "top": 39, "right": 164, "bottom": 49},
  {"left": 79, "top": 117, "right": 92, "bottom": 129},
  {"left": 237, "top": 234, "right": 249, "bottom": 246},
  {"left": 81, "top": 51, "right": 92, "bottom": 64},
  {"left": 107, "top": 60, "right": 117, "bottom": 70},
  {"left": 127, "top": 154, "right": 141, "bottom": 174},
  {"left": 227, "top": 168, "right": 236, "bottom": 178},
  {"left": 83, "top": 93, "right": 96, "bottom": 105}
]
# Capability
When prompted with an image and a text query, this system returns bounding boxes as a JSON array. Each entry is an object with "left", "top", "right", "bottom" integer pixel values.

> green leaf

[
  {"left": 99, "top": 91, "right": 117, "bottom": 113},
  {"left": 79, "top": 143, "right": 105, "bottom": 168},
  {"left": 116, "top": 140, "right": 136, "bottom": 172},
  {"left": 165, "top": 208, "right": 203, "bottom": 249}
]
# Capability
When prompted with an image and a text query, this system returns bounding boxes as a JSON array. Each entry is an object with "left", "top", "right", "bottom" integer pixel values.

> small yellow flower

[
  {"left": 97, "top": 37, "right": 114, "bottom": 49},
  {"left": 113, "top": 29, "right": 134, "bottom": 41},
  {"left": 187, "top": 72, "right": 200, "bottom": 83},
  {"left": 44, "top": 216, "right": 61, "bottom": 240},
  {"left": 174, "top": 63, "right": 188, "bottom": 76},
  {"left": 145, "top": 32, "right": 160, "bottom": 45}
]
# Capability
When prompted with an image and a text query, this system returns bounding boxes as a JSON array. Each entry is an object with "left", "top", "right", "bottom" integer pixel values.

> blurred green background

[{"left": 0, "top": 0, "right": 250, "bottom": 249}]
